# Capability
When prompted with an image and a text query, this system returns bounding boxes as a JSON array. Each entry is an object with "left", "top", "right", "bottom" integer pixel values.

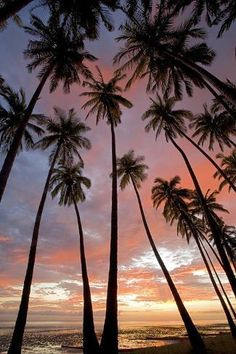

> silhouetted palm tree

[
  {"left": 216, "top": 0, "right": 236, "bottom": 36},
  {"left": 50, "top": 163, "right": 100, "bottom": 354},
  {"left": 142, "top": 95, "right": 236, "bottom": 297},
  {"left": 190, "top": 103, "right": 236, "bottom": 151},
  {"left": 189, "top": 189, "right": 236, "bottom": 274},
  {"left": 0, "top": 0, "right": 31, "bottom": 26},
  {"left": 117, "top": 150, "right": 206, "bottom": 353},
  {"left": 0, "top": 83, "right": 44, "bottom": 153},
  {"left": 0, "top": 12, "right": 96, "bottom": 202},
  {"left": 142, "top": 94, "right": 236, "bottom": 192},
  {"left": 214, "top": 150, "right": 236, "bottom": 192},
  {"left": 8, "top": 108, "right": 91, "bottom": 354},
  {"left": 167, "top": 0, "right": 221, "bottom": 25},
  {"left": 114, "top": 3, "right": 236, "bottom": 105},
  {"left": 152, "top": 176, "right": 236, "bottom": 336},
  {"left": 81, "top": 67, "right": 132, "bottom": 354},
  {"left": 0, "top": 0, "right": 117, "bottom": 31}
]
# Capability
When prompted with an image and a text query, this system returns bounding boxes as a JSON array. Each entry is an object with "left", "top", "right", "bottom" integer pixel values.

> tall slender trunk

[
  {"left": 177, "top": 128, "right": 236, "bottom": 193},
  {"left": 194, "top": 234, "right": 236, "bottom": 336},
  {"left": 100, "top": 120, "right": 118, "bottom": 354},
  {"left": 201, "top": 234, "right": 223, "bottom": 268},
  {"left": 168, "top": 134, "right": 236, "bottom": 297},
  {"left": 131, "top": 177, "right": 206, "bottom": 353},
  {"left": 7, "top": 144, "right": 60, "bottom": 354},
  {"left": 179, "top": 208, "right": 236, "bottom": 335},
  {"left": 0, "top": 67, "right": 52, "bottom": 202},
  {"left": 73, "top": 197, "right": 100, "bottom": 354},
  {"left": 165, "top": 49, "right": 236, "bottom": 106},
  {"left": 222, "top": 236, "right": 236, "bottom": 272},
  {"left": 0, "top": 0, "right": 33, "bottom": 25},
  {"left": 199, "top": 238, "right": 236, "bottom": 319}
]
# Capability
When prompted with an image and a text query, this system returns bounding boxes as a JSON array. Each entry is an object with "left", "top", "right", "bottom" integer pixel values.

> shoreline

[{"left": 120, "top": 334, "right": 236, "bottom": 354}]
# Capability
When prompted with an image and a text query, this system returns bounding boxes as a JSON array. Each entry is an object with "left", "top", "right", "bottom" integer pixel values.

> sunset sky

[{"left": 0, "top": 3, "right": 236, "bottom": 329}]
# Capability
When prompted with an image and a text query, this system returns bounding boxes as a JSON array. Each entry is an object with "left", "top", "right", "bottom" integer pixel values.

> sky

[{"left": 0, "top": 2, "right": 236, "bottom": 330}]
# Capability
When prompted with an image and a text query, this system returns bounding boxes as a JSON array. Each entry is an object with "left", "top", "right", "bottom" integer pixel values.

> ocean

[{"left": 0, "top": 323, "right": 229, "bottom": 353}]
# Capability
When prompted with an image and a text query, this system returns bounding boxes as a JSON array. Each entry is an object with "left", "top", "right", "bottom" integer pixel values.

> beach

[{"left": 0, "top": 324, "right": 233, "bottom": 353}]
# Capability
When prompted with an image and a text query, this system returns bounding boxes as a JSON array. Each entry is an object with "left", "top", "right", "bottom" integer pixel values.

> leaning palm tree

[
  {"left": 214, "top": 150, "right": 236, "bottom": 192},
  {"left": 50, "top": 163, "right": 99, "bottom": 354},
  {"left": 117, "top": 150, "right": 206, "bottom": 353},
  {"left": 152, "top": 176, "right": 236, "bottom": 336},
  {"left": 8, "top": 108, "right": 91, "bottom": 354},
  {"left": 142, "top": 94, "right": 236, "bottom": 297},
  {"left": 114, "top": 3, "right": 236, "bottom": 106},
  {"left": 189, "top": 190, "right": 236, "bottom": 273},
  {"left": 0, "top": 12, "right": 96, "bottom": 202},
  {"left": 0, "top": 83, "right": 44, "bottom": 153},
  {"left": 142, "top": 94, "right": 236, "bottom": 192},
  {"left": 190, "top": 103, "right": 236, "bottom": 151},
  {"left": 81, "top": 67, "right": 133, "bottom": 354}
]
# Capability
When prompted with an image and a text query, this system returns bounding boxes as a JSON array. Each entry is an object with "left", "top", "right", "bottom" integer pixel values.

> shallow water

[{"left": 0, "top": 324, "right": 229, "bottom": 353}]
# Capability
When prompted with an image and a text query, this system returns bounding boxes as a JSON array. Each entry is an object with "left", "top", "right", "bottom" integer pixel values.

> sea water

[{"left": 0, "top": 323, "right": 229, "bottom": 353}]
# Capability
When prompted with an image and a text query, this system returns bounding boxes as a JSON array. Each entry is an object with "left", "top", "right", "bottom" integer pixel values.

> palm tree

[
  {"left": 8, "top": 108, "right": 91, "bottom": 354},
  {"left": 152, "top": 176, "right": 236, "bottom": 336},
  {"left": 214, "top": 150, "right": 236, "bottom": 192},
  {"left": 0, "top": 0, "right": 117, "bottom": 31},
  {"left": 189, "top": 190, "right": 236, "bottom": 273},
  {"left": 0, "top": 83, "right": 44, "bottom": 153},
  {"left": 116, "top": 150, "right": 206, "bottom": 353},
  {"left": 50, "top": 163, "right": 100, "bottom": 354},
  {"left": 167, "top": 0, "right": 221, "bottom": 25},
  {"left": 81, "top": 67, "right": 133, "bottom": 354},
  {"left": 114, "top": 3, "right": 236, "bottom": 106},
  {"left": 142, "top": 95, "right": 236, "bottom": 297},
  {"left": 0, "top": 0, "right": 32, "bottom": 26},
  {"left": 0, "top": 12, "right": 96, "bottom": 202},
  {"left": 190, "top": 103, "right": 236, "bottom": 151},
  {"left": 142, "top": 94, "right": 236, "bottom": 192}
]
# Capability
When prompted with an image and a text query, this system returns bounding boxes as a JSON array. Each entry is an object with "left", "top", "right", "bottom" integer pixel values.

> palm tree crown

[
  {"left": 49, "top": 0, "right": 117, "bottom": 39},
  {"left": 152, "top": 175, "right": 193, "bottom": 223},
  {"left": 142, "top": 94, "right": 192, "bottom": 141},
  {"left": 24, "top": 13, "right": 97, "bottom": 93},
  {"left": 117, "top": 149, "right": 148, "bottom": 189},
  {"left": 50, "top": 162, "right": 91, "bottom": 206},
  {"left": 81, "top": 66, "right": 133, "bottom": 125},
  {"left": 114, "top": 3, "right": 215, "bottom": 95},
  {"left": 34, "top": 107, "right": 91, "bottom": 164},
  {"left": 190, "top": 103, "right": 236, "bottom": 151},
  {"left": 0, "top": 84, "right": 44, "bottom": 152},
  {"left": 214, "top": 150, "right": 236, "bottom": 192}
]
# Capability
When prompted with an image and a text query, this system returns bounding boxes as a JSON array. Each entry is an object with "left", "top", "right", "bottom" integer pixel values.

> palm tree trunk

[
  {"left": 0, "top": 66, "right": 52, "bottom": 202},
  {"left": 177, "top": 128, "right": 236, "bottom": 193},
  {"left": 7, "top": 144, "right": 60, "bottom": 354},
  {"left": 164, "top": 49, "right": 236, "bottom": 106},
  {"left": 0, "top": 0, "right": 33, "bottom": 26},
  {"left": 131, "top": 177, "right": 206, "bottom": 354},
  {"left": 180, "top": 209, "right": 236, "bottom": 335},
  {"left": 194, "top": 234, "right": 236, "bottom": 336},
  {"left": 201, "top": 234, "right": 223, "bottom": 268},
  {"left": 222, "top": 236, "right": 236, "bottom": 272},
  {"left": 199, "top": 238, "right": 236, "bottom": 319},
  {"left": 100, "top": 120, "right": 118, "bottom": 354},
  {"left": 72, "top": 197, "right": 100, "bottom": 354},
  {"left": 168, "top": 134, "right": 236, "bottom": 298}
]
